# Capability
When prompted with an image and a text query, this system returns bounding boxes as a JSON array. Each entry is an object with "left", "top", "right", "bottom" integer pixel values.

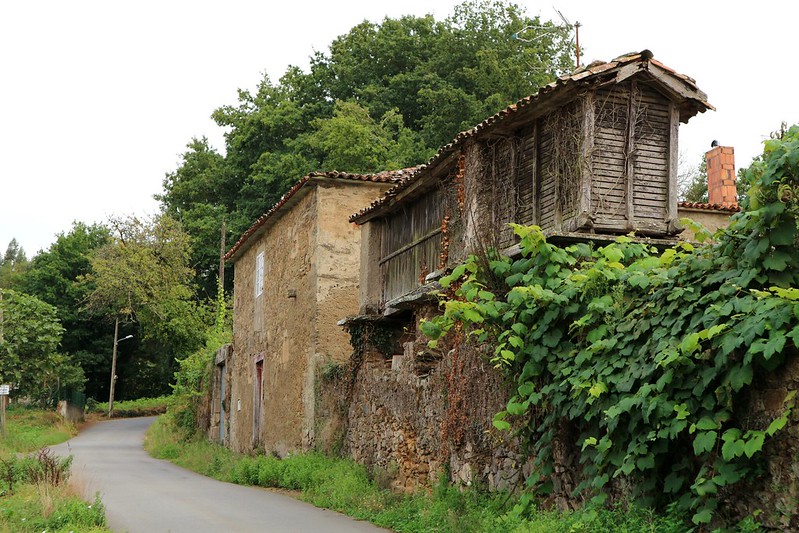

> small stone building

[
  {"left": 341, "top": 51, "right": 716, "bottom": 491},
  {"left": 217, "top": 171, "right": 401, "bottom": 455}
]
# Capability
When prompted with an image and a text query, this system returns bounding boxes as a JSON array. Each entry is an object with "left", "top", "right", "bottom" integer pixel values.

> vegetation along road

[{"left": 51, "top": 417, "right": 387, "bottom": 533}]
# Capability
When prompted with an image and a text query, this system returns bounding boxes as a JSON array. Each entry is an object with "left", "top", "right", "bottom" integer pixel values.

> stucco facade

[{"left": 221, "top": 174, "right": 396, "bottom": 455}]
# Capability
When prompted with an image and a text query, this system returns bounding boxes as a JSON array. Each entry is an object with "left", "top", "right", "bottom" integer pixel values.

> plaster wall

[{"left": 678, "top": 208, "right": 735, "bottom": 240}]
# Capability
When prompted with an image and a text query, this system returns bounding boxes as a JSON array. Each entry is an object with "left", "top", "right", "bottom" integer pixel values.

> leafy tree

[
  {"left": 0, "top": 289, "right": 83, "bottom": 402},
  {"left": 157, "top": 138, "right": 230, "bottom": 298},
  {"left": 158, "top": 0, "right": 574, "bottom": 298},
  {"left": 14, "top": 223, "right": 112, "bottom": 399},
  {"left": 82, "top": 214, "right": 209, "bottom": 400},
  {"left": 679, "top": 156, "right": 709, "bottom": 203},
  {"left": 0, "top": 239, "right": 29, "bottom": 289}
]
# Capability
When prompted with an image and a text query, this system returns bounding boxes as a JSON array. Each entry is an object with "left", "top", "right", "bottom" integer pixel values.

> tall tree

[
  {"left": 158, "top": 0, "right": 574, "bottom": 299},
  {"left": 82, "top": 215, "right": 209, "bottom": 400},
  {"left": 0, "top": 289, "right": 83, "bottom": 403},
  {"left": 157, "top": 138, "right": 230, "bottom": 298},
  {"left": 0, "top": 238, "right": 29, "bottom": 289},
  {"left": 15, "top": 222, "right": 112, "bottom": 399}
]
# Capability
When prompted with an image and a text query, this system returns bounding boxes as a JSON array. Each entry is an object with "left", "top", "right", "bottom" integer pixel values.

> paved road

[{"left": 51, "top": 417, "right": 388, "bottom": 533}]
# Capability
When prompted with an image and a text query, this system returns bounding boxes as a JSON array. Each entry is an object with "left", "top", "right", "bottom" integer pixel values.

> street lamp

[{"left": 108, "top": 318, "right": 134, "bottom": 417}]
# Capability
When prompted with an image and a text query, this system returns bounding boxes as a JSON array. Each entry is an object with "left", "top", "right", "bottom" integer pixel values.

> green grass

[
  {"left": 0, "top": 484, "right": 107, "bottom": 533},
  {"left": 145, "top": 416, "right": 693, "bottom": 532},
  {"left": 0, "top": 406, "right": 112, "bottom": 533},
  {"left": 88, "top": 395, "right": 169, "bottom": 417},
  {"left": 0, "top": 407, "right": 76, "bottom": 456}
]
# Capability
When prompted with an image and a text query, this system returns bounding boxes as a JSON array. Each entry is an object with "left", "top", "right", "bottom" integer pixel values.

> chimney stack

[{"left": 706, "top": 145, "right": 738, "bottom": 207}]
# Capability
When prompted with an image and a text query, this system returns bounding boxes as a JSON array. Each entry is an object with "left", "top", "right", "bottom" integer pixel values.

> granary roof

[
  {"left": 350, "top": 50, "right": 713, "bottom": 224},
  {"left": 225, "top": 169, "right": 410, "bottom": 262}
]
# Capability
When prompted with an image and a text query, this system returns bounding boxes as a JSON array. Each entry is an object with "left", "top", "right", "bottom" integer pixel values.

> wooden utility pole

[
  {"left": 108, "top": 318, "right": 120, "bottom": 417},
  {"left": 219, "top": 218, "right": 226, "bottom": 294}
]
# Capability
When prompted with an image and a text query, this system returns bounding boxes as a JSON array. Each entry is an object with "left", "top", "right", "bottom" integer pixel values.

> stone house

[
  {"left": 214, "top": 170, "right": 402, "bottom": 455},
  {"left": 340, "top": 51, "right": 718, "bottom": 492}
]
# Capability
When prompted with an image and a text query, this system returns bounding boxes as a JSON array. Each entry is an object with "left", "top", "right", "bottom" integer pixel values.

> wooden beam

[
  {"left": 667, "top": 101, "right": 681, "bottom": 233},
  {"left": 625, "top": 81, "right": 639, "bottom": 228},
  {"left": 378, "top": 227, "right": 443, "bottom": 265},
  {"left": 580, "top": 92, "right": 595, "bottom": 224}
]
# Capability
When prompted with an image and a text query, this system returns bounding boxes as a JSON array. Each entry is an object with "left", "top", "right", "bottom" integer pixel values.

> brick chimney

[{"left": 706, "top": 145, "right": 738, "bottom": 206}]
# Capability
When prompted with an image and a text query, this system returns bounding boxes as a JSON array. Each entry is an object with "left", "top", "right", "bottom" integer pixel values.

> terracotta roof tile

[
  {"left": 225, "top": 168, "right": 411, "bottom": 261},
  {"left": 678, "top": 201, "right": 741, "bottom": 212},
  {"left": 350, "top": 50, "right": 712, "bottom": 224}
]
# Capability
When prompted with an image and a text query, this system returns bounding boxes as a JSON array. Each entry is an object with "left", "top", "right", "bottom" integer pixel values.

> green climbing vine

[{"left": 422, "top": 125, "right": 799, "bottom": 526}]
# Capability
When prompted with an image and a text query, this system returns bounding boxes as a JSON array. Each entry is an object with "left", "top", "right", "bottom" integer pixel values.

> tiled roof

[
  {"left": 678, "top": 201, "right": 740, "bottom": 212},
  {"left": 225, "top": 169, "right": 411, "bottom": 262},
  {"left": 350, "top": 50, "right": 713, "bottom": 224}
]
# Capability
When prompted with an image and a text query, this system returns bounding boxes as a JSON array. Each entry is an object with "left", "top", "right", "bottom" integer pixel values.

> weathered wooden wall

[{"left": 380, "top": 190, "right": 445, "bottom": 304}]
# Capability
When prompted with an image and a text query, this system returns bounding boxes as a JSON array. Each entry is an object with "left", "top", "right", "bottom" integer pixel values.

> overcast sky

[{"left": 2, "top": 1, "right": 797, "bottom": 256}]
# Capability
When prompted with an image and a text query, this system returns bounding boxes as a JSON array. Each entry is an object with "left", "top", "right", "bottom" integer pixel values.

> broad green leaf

[
  {"left": 692, "top": 509, "right": 713, "bottom": 525},
  {"left": 744, "top": 433, "right": 765, "bottom": 458},
  {"left": 693, "top": 430, "right": 717, "bottom": 455}
]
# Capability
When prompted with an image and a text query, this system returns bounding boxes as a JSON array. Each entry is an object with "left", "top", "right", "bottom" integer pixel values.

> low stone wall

[{"left": 56, "top": 400, "right": 84, "bottom": 423}]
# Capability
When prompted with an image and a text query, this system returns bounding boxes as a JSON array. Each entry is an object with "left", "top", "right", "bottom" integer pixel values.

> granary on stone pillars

[
  {"left": 216, "top": 170, "right": 402, "bottom": 455},
  {"left": 339, "top": 51, "right": 717, "bottom": 491},
  {"left": 351, "top": 50, "right": 714, "bottom": 315}
]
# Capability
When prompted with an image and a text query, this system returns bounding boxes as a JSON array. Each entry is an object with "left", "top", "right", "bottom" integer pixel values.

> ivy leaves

[{"left": 426, "top": 126, "right": 799, "bottom": 527}]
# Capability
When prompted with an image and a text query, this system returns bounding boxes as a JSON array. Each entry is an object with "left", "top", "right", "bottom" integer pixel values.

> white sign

[{"left": 0, "top": 385, "right": 9, "bottom": 395}]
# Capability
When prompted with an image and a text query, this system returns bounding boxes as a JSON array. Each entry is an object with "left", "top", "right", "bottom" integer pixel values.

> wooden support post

[
  {"left": 1, "top": 395, "right": 6, "bottom": 438},
  {"left": 578, "top": 92, "right": 595, "bottom": 229},
  {"left": 667, "top": 102, "right": 681, "bottom": 233}
]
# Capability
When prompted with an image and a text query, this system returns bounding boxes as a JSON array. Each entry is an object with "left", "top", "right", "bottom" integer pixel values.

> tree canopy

[
  {"left": 0, "top": 289, "right": 83, "bottom": 401},
  {"left": 0, "top": 239, "right": 29, "bottom": 289},
  {"left": 80, "top": 214, "right": 209, "bottom": 400},
  {"left": 158, "top": 0, "right": 574, "bottom": 297},
  {"left": 13, "top": 222, "right": 112, "bottom": 399}
]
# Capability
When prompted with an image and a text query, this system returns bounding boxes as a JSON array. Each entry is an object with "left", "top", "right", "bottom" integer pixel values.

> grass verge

[
  {"left": 0, "top": 408, "right": 76, "bottom": 455},
  {"left": 145, "top": 415, "right": 697, "bottom": 532},
  {"left": 0, "top": 406, "right": 111, "bottom": 533},
  {"left": 88, "top": 395, "right": 169, "bottom": 418}
]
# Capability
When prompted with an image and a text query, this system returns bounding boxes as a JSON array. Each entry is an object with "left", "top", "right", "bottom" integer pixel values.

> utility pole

[
  {"left": 108, "top": 319, "right": 133, "bottom": 417},
  {"left": 219, "top": 218, "right": 226, "bottom": 294}
]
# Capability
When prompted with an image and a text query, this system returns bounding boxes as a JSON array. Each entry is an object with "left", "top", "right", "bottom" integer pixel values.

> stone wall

[
  {"left": 226, "top": 179, "right": 392, "bottom": 456},
  {"left": 728, "top": 356, "right": 799, "bottom": 530},
  {"left": 677, "top": 206, "right": 737, "bottom": 240},
  {"left": 341, "top": 304, "right": 530, "bottom": 493},
  {"left": 229, "top": 187, "right": 318, "bottom": 455},
  {"left": 337, "top": 305, "right": 799, "bottom": 527}
]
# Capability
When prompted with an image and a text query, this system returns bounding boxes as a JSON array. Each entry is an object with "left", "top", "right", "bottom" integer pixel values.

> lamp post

[{"left": 108, "top": 318, "right": 133, "bottom": 417}]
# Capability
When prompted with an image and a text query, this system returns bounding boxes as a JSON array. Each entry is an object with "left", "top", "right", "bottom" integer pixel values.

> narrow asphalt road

[{"left": 51, "top": 417, "right": 388, "bottom": 533}]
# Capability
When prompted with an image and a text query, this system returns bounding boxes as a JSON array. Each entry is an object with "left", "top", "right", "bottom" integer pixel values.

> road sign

[{"left": 0, "top": 385, "right": 9, "bottom": 395}]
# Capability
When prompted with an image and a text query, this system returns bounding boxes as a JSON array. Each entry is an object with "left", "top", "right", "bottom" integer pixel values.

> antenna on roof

[{"left": 554, "top": 8, "right": 581, "bottom": 68}]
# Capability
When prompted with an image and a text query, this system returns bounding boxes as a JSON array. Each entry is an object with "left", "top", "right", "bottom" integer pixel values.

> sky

[{"left": 2, "top": 1, "right": 797, "bottom": 256}]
